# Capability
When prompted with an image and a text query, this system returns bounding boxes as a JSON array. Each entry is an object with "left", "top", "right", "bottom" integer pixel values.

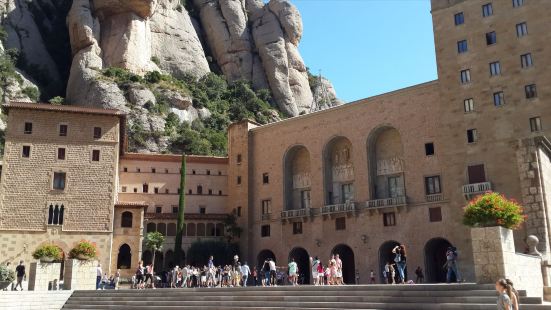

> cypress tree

[{"left": 174, "top": 154, "right": 186, "bottom": 264}]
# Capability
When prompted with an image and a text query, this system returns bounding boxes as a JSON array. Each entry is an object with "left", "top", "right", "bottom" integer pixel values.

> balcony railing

[
  {"left": 426, "top": 193, "right": 444, "bottom": 202},
  {"left": 281, "top": 208, "right": 309, "bottom": 219},
  {"left": 321, "top": 202, "right": 357, "bottom": 215},
  {"left": 462, "top": 182, "right": 492, "bottom": 196},
  {"left": 365, "top": 196, "right": 406, "bottom": 209},
  {"left": 261, "top": 213, "right": 271, "bottom": 221}
]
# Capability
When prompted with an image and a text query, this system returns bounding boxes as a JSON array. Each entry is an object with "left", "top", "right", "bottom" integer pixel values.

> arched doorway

[
  {"left": 331, "top": 244, "right": 355, "bottom": 284},
  {"left": 289, "top": 247, "right": 310, "bottom": 284},
  {"left": 117, "top": 244, "right": 132, "bottom": 269},
  {"left": 379, "top": 240, "right": 400, "bottom": 283},
  {"left": 257, "top": 249, "right": 276, "bottom": 269},
  {"left": 424, "top": 238, "right": 453, "bottom": 283}
]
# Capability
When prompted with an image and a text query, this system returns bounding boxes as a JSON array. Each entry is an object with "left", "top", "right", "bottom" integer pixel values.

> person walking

[
  {"left": 383, "top": 263, "right": 389, "bottom": 284},
  {"left": 311, "top": 256, "right": 320, "bottom": 286},
  {"left": 415, "top": 266, "right": 424, "bottom": 283},
  {"left": 335, "top": 254, "right": 343, "bottom": 285},
  {"left": 95, "top": 263, "right": 102, "bottom": 290},
  {"left": 268, "top": 258, "right": 277, "bottom": 286},
  {"left": 14, "top": 260, "right": 25, "bottom": 291},
  {"left": 370, "top": 270, "right": 376, "bottom": 284},
  {"left": 392, "top": 245, "right": 407, "bottom": 284},
  {"left": 288, "top": 258, "right": 298, "bottom": 286},
  {"left": 505, "top": 279, "right": 519, "bottom": 310},
  {"left": 445, "top": 246, "right": 461, "bottom": 283},
  {"left": 241, "top": 262, "right": 251, "bottom": 287},
  {"left": 135, "top": 261, "right": 145, "bottom": 289},
  {"left": 317, "top": 260, "right": 325, "bottom": 285},
  {"left": 495, "top": 279, "right": 513, "bottom": 310},
  {"left": 329, "top": 255, "right": 337, "bottom": 285},
  {"left": 114, "top": 269, "right": 121, "bottom": 289}
]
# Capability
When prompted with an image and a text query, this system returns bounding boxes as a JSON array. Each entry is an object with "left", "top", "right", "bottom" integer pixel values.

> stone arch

[
  {"left": 206, "top": 223, "right": 215, "bottom": 236},
  {"left": 379, "top": 240, "right": 400, "bottom": 283},
  {"left": 215, "top": 223, "right": 224, "bottom": 236},
  {"left": 146, "top": 222, "right": 156, "bottom": 233},
  {"left": 367, "top": 126, "right": 405, "bottom": 200},
  {"left": 197, "top": 223, "right": 206, "bottom": 236},
  {"left": 283, "top": 145, "right": 312, "bottom": 210},
  {"left": 117, "top": 243, "right": 132, "bottom": 269},
  {"left": 166, "top": 223, "right": 176, "bottom": 236},
  {"left": 257, "top": 249, "right": 277, "bottom": 269},
  {"left": 323, "top": 136, "right": 355, "bottom": 204},
  {"left": 121, "top": 211, "right": 133, "bottom": 228},
  {"left": 424, "top": 238, "right": 453, "bottom": 283},
  {"left": 331, "top": 244, "right": 355, "bottom": 284},
  {"left": 157, "top": 223, "right": 167, "bottom": 236},
  {"left": 187, "top": 223, "right": 196, "bottom": 236},
  {"left": 289, "top": 247, "right": 310, "bottom": 284}
]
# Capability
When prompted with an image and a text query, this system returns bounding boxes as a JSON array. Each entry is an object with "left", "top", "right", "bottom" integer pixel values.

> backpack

[{"left": 136, "top": 266, "right": 143, "bottom": 276}]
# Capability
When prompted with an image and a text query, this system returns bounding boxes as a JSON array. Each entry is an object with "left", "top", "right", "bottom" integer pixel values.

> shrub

[
  {"left": 49, "top": 96, "right": 65, "bottom": 105},
  {"left": 32, "top": 244, "right": 62, "bottom": 260},
  {"left": 151, "top": 56, "right": 161, "bottom": 66},
  {"left": 144, "top": 71, "right": 162, "bottom": 84},
  {"left": 0, "top": 264, "right": 15, "bottom": 282},
  {"left": 69, "top": 240, "right": 97, "bottom": 259},
  {"left": 463, "top": 192, "right": 525, "bottom": 230},
  {"left": 22, "top": 86, "right": 40, "bottom": 102}
]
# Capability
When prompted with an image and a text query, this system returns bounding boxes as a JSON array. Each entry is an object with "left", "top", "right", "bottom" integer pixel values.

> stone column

[
  {"left": 28, "top": 262, "right": 62, "bottom": 291},
  {"left": 64, "top": 259, "right": 98, "bottom": 290}
]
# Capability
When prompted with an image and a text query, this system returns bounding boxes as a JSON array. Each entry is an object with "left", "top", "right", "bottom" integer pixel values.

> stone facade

[
  {"left": 27, "top": 262, "right": 62, "bottom": 291},
  {"left": 111, "top": 203, "right": 145, "bottom": 278},
  {"left": 64, "top": 259, "right": 99, "bottom": 290},
  {"left": 471, "top": 226, "right": 543, "bottom": 297}
]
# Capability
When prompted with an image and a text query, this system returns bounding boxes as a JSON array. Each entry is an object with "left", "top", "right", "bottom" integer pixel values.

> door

[
  {"left": 468, "top": 165, "right": 486, "bottom": 184},
  {"left": 388, "top": 177, "right": 399, "bottom": 198},
  {"left": 301, "top": 190, "right": 311, "bottom": 209},
  {"left": 341, "top": 184, "right": 354, "bottom": 202}
]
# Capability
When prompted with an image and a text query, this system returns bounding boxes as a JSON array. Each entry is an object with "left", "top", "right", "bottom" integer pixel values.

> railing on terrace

[
  {"left": 365, "top": 196, "right": 406, "bottom": 209},
  {"left": 462, "top": 182, "right": 492, "bottom": 195},
  {"left": 426, "top": 193, "right": 444, "bottom": 202},
  {"left": 280, "top": 208, "right": 320, "bottom": 219},
  {"left": 320, "top": 202, "right": 357, "bottom": 215}
]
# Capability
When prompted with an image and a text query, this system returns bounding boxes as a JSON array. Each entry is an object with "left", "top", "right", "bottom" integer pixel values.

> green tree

[
  {"left": 223, "top": 214, "right": 243, "bottom": 243},
  {"left": 145, "top": 231, "right": 165, "bottom": 272},
  {"left": 174, "top": 154, "right": 186, "bottom": 265}
]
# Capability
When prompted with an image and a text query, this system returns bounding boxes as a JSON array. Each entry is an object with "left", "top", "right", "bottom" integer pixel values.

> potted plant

[
  {"left": 463, "top": 192, "right": 525, "bottom": 229},
  {"left": 69, "top": 240, "right": 97, "bottom": 260},
  {"left": 32, "top": 244, "right": 62, "bottom": 263},
  {"left": 0, "top": 264, "right": 15, "bottom": 290}
]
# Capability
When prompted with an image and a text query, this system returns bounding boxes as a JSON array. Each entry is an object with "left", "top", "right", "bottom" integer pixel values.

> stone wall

[
  {"left": 0, "top": 291, "right": 72, "bottom": 310},
  {"left": 28, "top": 262, "right": 62, "bottom": 291},
  {"left": 64, "top": 259, "right": 98, "bottom": 290},
  {"left": 471, "top": 226, "right": 543, "bottom": 298}
]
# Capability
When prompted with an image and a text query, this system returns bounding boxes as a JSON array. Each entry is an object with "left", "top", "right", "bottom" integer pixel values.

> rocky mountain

[{"left": 0, "top": 0, "right": 343, "bottom": 154}]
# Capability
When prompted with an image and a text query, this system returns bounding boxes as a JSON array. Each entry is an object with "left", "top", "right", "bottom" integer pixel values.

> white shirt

[
  {"left": 97, "top": 266, "right": 102, "bottom": 277},
  {"left": 241, "top": 264, "right": 250, "bottom": 276},
  {"left": 269, "top": 260, "right": 276, "bottom": 271}
]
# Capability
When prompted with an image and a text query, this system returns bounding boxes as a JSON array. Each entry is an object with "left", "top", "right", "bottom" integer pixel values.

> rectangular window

[
  {"left": 165, "top": 168, "right": 169, "bottom": 174},
  {"left": 261, "top": 225, "right": 270, "bottom": 237},
  {"left": 482, "top": 3, "right": 493, "bottom": 17},
  {"left": 172, "top": 206, "right": 178, "bottom": 214},
  {"left": 165, "top": 188, "right": 169, "bottom": 194},
  {"left": 133, "top": 188, "right": 137, "bottom": 193},
  {"left": 516, "top": 22, "right": 528, "bottom": 37},
  {"left": 429, "top": 207, "right": 443, "bottom": 222},
  {"left": 530, "top": 117, "right": 542, "bottom": 132},
  {"left": 93, "top": 127, "right": 102, "bottom": 139},
  {"left": 301, "top": 190, "right": 311, "bottom": 208},
  {"left": 425, "top": 143, "right": 434, "bottom": 156},
  {"left": 489, "top": 61, "right": 501, "bottom": 76},
  {"left": 192, "top": 170, "right": 196, "bottom": 175},
  {"left": 460, "top": 69, "right": 471, "bottom": 84},
  {"left": 59, "top": 124, "right": 68, "bottom": 137},
  {"left": 92, "top": 149, "right": 100, "bottom": 161},
  {"left": 493, "top": 91, "right": 505, "bottom": 106},
  {"left": 53, "top": 172, "right": 66, "bottom": 190},
  {"left": 207, "top": 170, "right": 210, "bottom": 175},
  {"left": 525, "top": 84, "right": 537, "bottom": 99},
  {"left": 383, "top": 212, "right": 396, "bottom": 227},
  {"left": 262, "top": 173, "right": 269, "bottom": 184},
  {"left": 218, "top": 190, "right": 222, "bottom": 195},
  {"left": 237, "top": 176, "right": 242, "bottom": 185},
  {"left": 151, "top": 168, "right": 156, "bottom": 173},
  {"left": 467, "top": 129, "right": 478, "bottom": 143},
  {"left": 262, "top": 199, "right": 272, "bottom": 215},
  {"left": 486, "top": 31, "right": 497, "bottom": 45},
  {"left": 425, "top": 176, "right": 442, "bottom": 195},
  {"left": 22, "top": 145, "right": 31, "bottom": 158},
  {"left": 513, "top": 0, "right": 524, "bottom": 7},
  {"left": 24, "top": 122, "right": 32, "bottom": 134},
  {"left": 155, "top": 206, "right": 162, "bottom": 213},
  {"left": 454, "top": 12, "right": 464, "bottom": 25},
  {"left": 335, "top": 217, "right": 346, "bottom": 231},
  {"left": 457, "top": 40, "right": 468, "bottom": 53},
  {"left": 122, "top": 186, "right": 127, "bottom": 193},
  {"left": 57, "top": 148, "right": 66, "bottom": 160},
  {"left": 200, "top": 207, "right": 206, "bottom": 214},
  {"left": 237, "top": 206, "right": 242, "bottom": 217},
  {"left": 237, "top": 154, "right": 242, "bottom": 164},
  {"left": 123, "top": 167, "right": 128, "bottom": 172},
  {"left": 154, "top": 187, "right": 159, "bottom": 194},
  {"left": 464, "top": 98, "right": 474, "bottom": 112},
  {"left": 521, "top": 53, "right": 533, "bottom": 68},
  {"left": 292, "top": 222, "right": 303, "bottom": 235}
]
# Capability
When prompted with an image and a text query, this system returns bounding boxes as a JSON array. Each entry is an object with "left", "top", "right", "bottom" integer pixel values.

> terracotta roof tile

[{"left": 3, "top": 102, "right": 126, "bottom": 116}]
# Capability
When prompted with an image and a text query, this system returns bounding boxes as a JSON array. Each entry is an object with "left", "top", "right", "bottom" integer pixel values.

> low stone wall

[
  {"left": 64, "top": 259, "right": 98, "bottom": 290},
  {"left": 0, "top": 291, "right": 72, "bottom": 310},
  {"left": 471, "top": 226, "right": 543, "bottom": 298},
  {"left": 28, "top": 262, "right": 62, "bottom": 291}
]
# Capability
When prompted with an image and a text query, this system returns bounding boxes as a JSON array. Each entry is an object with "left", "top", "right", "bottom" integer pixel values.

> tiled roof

[
  {"left": 122, "top": 153, "right": 229, "bottom": 164},
  {"left": 3, "top": 102, "right": 126, "bottom": 116},
  {"left": 144, "top": 213, "right": 229, "bottom": 221}
]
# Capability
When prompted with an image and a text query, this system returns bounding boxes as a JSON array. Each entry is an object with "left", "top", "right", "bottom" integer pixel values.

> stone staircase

[
  {"left": 0, "top": 291, "right": 73, "bottom": 310},
  {"left": 61, "top": 284, "right": 551, "bottom": 310}
]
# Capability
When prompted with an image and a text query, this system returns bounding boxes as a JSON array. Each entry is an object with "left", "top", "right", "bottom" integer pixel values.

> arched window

[
  {"left": 206, "top": 223, "right": 215, "bottom": 236},
  {"left": 53, "top": 205, "right": 59, "bottom": 225},
  {"left": 146, "top": 222, "right": 156, "bottom": 233},
  {"left": 187, "top": 223, "right": 196, "bottom": 236},
  {"left": 157, "top": 223, "right": 167, "bottom": 236},
  {"left": 197, "top": 185, "right": 203, "bottom": 195},
  {"left": 117, "top": 244, "right": 132, "bottom": 269},
  {"left": 166, "top": 223, "right": 176, "bottom": 236},
  {"left": 48, "top": 204, "right": 64, "bottom": 226},
  {"left": 121, "top": 211, "right": 133, "bottom": 228},
  {"left": 215, "top": 223, "right": 224, "bottom": 236},
  {"left": 197, "top": 223, "right": 205, "bottom": 236}
]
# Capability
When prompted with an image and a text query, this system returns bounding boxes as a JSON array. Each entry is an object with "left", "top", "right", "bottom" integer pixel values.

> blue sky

[{"left": 295, "top": 0, "right": 437, "bottom": 103}]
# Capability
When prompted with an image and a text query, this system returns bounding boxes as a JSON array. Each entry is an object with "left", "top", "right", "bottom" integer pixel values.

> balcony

[
  {"left": 321, "top": 201, "right": 358, "bottom": 215},
  {"left": 365, "top": 196, "right": 406, "bottom": 210},
  {"left": 462, "top": 182, "right": 492, "bottom": 199},
  {"left": 261, "top": 213, "right": 271, "bottom": 221},
  {"left": 426, "top": 193, "right": 444, "bottom": 203},
  {"left": 281, "top": 208, "right": 317, "bottom": 220}
]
